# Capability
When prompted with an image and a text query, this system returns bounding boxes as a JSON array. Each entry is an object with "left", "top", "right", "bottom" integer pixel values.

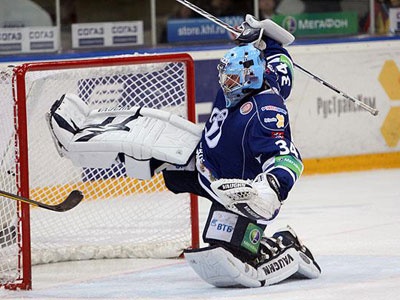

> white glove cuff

[{"left": 245, "top": 14, "right": 295, "bottom": 46}]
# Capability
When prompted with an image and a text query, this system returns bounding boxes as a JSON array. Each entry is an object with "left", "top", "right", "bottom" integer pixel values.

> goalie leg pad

[
  {"left": 186, "top": 225, "right": 321, "bottom": 288},
  {"left": 185, "top": 244, "right": 311, "bottom": 288},
  {"left": 257, "top": 247, "right": 300, "bottom": 285},
  {"left": 297, "top": 251, "right": 321, "bottom": 279},
  {"left": 48, "top": 94, "right": 202, "bottom": 179},
  {"left": 184, "top": 246, "right": 265, "bottom": 288},
  {"left": 47, "top": 93, "right": 91, "bottom": 156}
]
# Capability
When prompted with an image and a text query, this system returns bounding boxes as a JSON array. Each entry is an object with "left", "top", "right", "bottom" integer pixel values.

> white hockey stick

[{"left": 175, "top": 0, "right": 379, "bottom": 116}]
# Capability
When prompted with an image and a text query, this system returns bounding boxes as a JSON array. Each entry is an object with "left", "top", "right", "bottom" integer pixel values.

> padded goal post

[{"left": 0, "top": 53, "right": 199, "bottom": 290}]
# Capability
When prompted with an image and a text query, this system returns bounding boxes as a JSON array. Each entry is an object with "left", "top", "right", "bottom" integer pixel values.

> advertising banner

[
  {"left": 0, "top": 27, "right": 58, "bottom": 54},
  {"left": 286, "top": 44, "right": 400, "bottom": 159},
  {"left": 166, "top": 16, "right": 243, "bottom": 43},
  {"left": 72, "top": 21, "right": 143, "bottom": 48},
  {"left": 272, "top": 11, "right": 358, "bottom": 37}
]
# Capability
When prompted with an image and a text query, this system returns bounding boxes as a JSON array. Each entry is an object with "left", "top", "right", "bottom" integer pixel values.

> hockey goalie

[{"left": 47, "top": 15, "right": 321, "bottom": 288}]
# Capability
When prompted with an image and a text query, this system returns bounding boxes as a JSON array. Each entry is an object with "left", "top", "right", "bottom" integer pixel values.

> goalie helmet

[{"left": 218, "top": 43, "right": 266, "bottom": 108}]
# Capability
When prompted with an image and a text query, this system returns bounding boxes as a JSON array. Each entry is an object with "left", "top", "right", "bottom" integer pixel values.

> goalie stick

[
  {"left": 175, "top": 0, "right": 379, "bottom": 116},
  {"left": 0, "top": 189, "right": 83, "bottom": 212}
]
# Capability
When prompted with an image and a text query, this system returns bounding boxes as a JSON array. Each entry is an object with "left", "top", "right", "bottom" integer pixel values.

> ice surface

[{"left": 1, "top": 169, "right": 399, "bottom": 299}]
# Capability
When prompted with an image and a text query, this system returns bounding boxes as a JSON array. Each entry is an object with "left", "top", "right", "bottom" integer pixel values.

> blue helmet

[{"left": 218, "top": 44, "right": 266, "bottom": 107}]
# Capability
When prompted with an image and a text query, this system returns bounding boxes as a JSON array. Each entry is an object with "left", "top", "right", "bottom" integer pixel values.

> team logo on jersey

[
  {"left": 263, "top": 113, "right": 285, "bottom": 128},
  {"left": 264, "top": 117, "right": 278, "bottom": 123},
  {"left": 272, "top": 131, "right": 284, "bottom": 139},
  {"left": 261, "top": 105, "right": 287, "bottom": 115},
  {"left": 204, "top": 107, "right": 228, "bottom": 148},
  {"left": 276, "top": 113, "right": 285, "bottom": 128},
  {"left": 240, "top": 101, "right": 253, "bottom": 115}
]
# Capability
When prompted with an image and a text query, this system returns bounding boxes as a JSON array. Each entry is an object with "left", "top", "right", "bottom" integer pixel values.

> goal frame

[{"left": 6, "top": 53, "right": 199, "bottom": 290}]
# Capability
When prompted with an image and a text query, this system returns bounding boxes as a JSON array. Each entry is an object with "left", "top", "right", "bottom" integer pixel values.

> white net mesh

[
  {"left": 0, "top": 54, "right": 196, "bottom": 287},
  {"left": 0, "top": 68, "right": 20, "bottom": 284}
]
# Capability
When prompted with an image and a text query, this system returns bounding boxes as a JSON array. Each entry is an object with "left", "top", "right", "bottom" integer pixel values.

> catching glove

[{"left": 210, "top": 173, "right": 282, "bottom": 222}]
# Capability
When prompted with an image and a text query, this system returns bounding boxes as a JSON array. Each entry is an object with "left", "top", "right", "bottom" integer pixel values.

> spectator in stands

[
  {"left": 201, "top": 0, "right": 238, "bottom": 17},
  {"left": 303, "top": 0, "right": 341, "bottom": 13},
  {"left": 361, "top": 0, "right": 398, "bottom": 34},
  {"left": 159, "top": 4, "right": 197, "bottom": 44},
  {"left": 169, "top": 5, "right": 196, "bottom": 19},
  {"left": 275, "top": 0, "right": 305, "bottom": 15},
  {"left": 389, "top": 0, "right": 400, "bottom": 7},
  {"left": 258, "top": 0, "right": 279, "bottom": 19},
  {"left": 0, "top": 0, "right": 52, "bottom": 27}
]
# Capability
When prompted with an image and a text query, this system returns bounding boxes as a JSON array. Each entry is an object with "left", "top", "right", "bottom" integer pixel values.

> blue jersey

[
  {"left": 263, "top": 37, "right": 294, "bottom": 101},
  {"left": 196, "top": 39, "right": 301, "bottom": 202},
  {"left": 196, "top": 88, "right": 303, "bottom": 202}
]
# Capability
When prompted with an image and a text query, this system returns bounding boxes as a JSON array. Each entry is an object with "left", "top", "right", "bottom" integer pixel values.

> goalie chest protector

[{"left": 198, "top": 88, "right": 292, "bottom": 182}]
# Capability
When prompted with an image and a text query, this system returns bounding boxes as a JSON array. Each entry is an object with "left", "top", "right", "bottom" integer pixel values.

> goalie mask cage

[{"left": 0, "top": 53, "right": 199, "bottom": 290}]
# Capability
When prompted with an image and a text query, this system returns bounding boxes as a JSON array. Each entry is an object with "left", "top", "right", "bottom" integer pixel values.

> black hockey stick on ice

[
  {"left": 175, "top": 0, "right": 379, "bottom": 116},
  {"left": 0, "top": 189, "right": 83, "bottom": 212}
]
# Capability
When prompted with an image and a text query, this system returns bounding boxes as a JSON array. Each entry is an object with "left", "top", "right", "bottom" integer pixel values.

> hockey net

[{"left": 0, "top": 53, "right": 199, "bottom": 290}]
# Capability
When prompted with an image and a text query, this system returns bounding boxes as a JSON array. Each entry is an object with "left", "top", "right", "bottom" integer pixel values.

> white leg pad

[
  {"left": 47, "top": 93, "right": 202, "bottom": 179},
  {"left": 296, "top": 252, "right": 321, "bottom": 279},
  {"left": 185, "top": 246, "right": 319, "bottom": 288},
  {"left": 184, "top": 246, "right": 265, "bottom": 288},
  {"left": 258, "top": 248, "right": 301, "bottom": 285}
]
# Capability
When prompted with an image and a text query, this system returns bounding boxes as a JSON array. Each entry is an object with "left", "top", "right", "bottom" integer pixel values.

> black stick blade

[
  {"left": 0, "top": 189, "right": 84, "bottom": 212},
  {"left": 39, "top": 190, "right": 84, "bottom": 212}
]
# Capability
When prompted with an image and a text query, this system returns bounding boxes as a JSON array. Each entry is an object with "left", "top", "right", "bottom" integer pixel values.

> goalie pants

[{"left": 163, "top": 169, "right": 266, "bottom": 261}]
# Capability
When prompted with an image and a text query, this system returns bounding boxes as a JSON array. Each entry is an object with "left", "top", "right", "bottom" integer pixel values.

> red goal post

[{"left": 0, "top": 53, "right": 199, "bottom": 290}]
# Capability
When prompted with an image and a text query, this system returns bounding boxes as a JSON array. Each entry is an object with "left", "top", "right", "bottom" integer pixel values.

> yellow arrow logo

[
  {"left": 379, "top": 60, "right": 400, "bottom": 147},
  {"left": 379, "top": 60, "right": 400, "bottom": 100}
]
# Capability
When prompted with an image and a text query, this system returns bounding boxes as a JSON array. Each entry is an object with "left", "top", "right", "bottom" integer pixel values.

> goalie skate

[
  {"left": 271, "top": 226, "right": 321, "bottom": 279},
  {"left": 257, "top": 225, "right": 321, "bottom": 284}
]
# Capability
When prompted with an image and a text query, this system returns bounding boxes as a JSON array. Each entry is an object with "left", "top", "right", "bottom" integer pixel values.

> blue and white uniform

[
  {"left": 197, "top": 39, "right": 302, "bottom": 202},
  {"left": 182, "top": 22, "right": 321, "bottom": 288}
]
